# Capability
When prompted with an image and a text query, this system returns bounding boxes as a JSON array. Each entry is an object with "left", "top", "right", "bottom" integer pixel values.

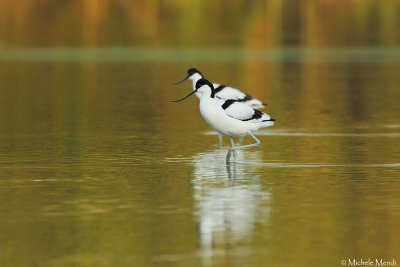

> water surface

[
  {"left": 0, "top": 50, "right": 399, "bottom": 266},
  {"left": 0, "top": 1, "right": 400, "bottom": 266}
]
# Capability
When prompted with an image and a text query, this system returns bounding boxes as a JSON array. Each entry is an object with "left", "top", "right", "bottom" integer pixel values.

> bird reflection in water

[{"left": 191, "top": 148, "right": 272, "bottom": 265}]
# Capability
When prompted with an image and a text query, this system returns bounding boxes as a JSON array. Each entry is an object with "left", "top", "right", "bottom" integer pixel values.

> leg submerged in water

[
  {"left": 226, "top": 136, "right": 237, "bottom": 165},
  {"left": 226, "top": 132, "right": 260, "bottom": 164},
  {"left": 230, "top": 137, "right": 237, "bottom": 158},
  {"left": 226, "top": 137, "right": 233, "bottom": 164},
  {"left": 235, "top": 132, "right": 260, "bottom": 150}
]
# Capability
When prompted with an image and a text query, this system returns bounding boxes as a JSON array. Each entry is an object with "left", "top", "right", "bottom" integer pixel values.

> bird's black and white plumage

[
  {"left": 219, "top": 99, "right": 270, "bottom": 123},
  {"left": 173, "top": 78, "right": 275, "bottom": 163},
  {"left": 173, "top": 78, "right": 274, "bottom": 137},
  {"left": 175, "top": 68, "right": 267, "bottom": 109}
]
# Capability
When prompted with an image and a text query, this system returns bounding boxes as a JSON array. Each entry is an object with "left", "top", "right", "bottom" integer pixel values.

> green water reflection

[{"left": 1, "top": 1, "right": 400, "bottom": 266}]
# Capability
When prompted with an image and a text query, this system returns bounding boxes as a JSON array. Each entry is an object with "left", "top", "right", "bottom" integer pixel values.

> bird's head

[
  {"left": 171, "top": 78, "right": 215, "bottom": 102},
  {"left": 173, "top": 68, "right": 203, "bottom": 85},
  {"left": 195, "top": 78, "right": 215, "bottom": 98}
]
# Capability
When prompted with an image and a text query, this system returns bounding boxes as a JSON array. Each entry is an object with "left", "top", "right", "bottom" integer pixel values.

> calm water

[
  {"left": 1, "top": 1, "right": 400, "bottom": 266},
  {"left": 0, "top": 50, "right": 399, "bottom": 267}
]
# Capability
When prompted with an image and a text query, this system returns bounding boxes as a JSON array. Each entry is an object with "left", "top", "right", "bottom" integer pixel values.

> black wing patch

[{"left": 241, "top": 109, "right": 263, "bottom": 121}]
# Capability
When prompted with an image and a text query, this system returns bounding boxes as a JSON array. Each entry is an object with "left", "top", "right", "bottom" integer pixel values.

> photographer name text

[{"left": 342, "top": 258, "right": 397, "bottom": 266}]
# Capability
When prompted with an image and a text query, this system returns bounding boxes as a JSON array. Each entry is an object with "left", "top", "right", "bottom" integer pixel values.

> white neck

[{"left": 189, "top": 73, "right": 203, "bottom": 91}]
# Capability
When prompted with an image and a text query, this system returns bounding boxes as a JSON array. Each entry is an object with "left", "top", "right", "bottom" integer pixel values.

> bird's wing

[
  {"left": 214, "top": 85, "right": 247, "bottom": 100},
  {"left": 218, "top": 99, "right": 262, "bottom": 121},
  {"left": 212, "top": 83, "right": 267, "bottom": 108}
]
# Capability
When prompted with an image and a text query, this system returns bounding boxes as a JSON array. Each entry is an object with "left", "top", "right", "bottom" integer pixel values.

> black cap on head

[
  {"left": 195, "top": 78, "right": 215, "bottom": 98},
  {"left": 173, "top": 68, "right": 202, "bottom": 85},
  {"left": 187, "top": 68, "right": 202, "bottom": 77}
]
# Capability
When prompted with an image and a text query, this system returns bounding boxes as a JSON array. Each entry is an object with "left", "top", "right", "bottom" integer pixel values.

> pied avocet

[
  {"left": 173, "top": 78, "right": 275, "bottom": 164},
  {"left": 175, "top": 68, "right": 266, "bottom": 108}
]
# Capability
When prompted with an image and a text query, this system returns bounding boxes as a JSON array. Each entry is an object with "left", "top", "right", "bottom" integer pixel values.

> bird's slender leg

[
  {"left": 226, "top": 136, "right": 237, "bottom": 165},
  {"left": 230, "top": 137, "right": 237, "bottom": 158},
  {"left": 233, "top": 132, "right": 260, "bottom": 150},
  {"left": 227, "top": 133, "right": 259, "bottom": 164},
  {"left": 218, "top": 133, "right": 223, "bottom": 147}
]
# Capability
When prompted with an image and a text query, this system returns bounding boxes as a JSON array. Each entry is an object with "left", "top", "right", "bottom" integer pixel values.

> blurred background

[
  {"left": 0, "top": 1, "right": 399, "bottom": 267},
  {"left": 0, "top": 0, "right": 399, "bottom": 47}
]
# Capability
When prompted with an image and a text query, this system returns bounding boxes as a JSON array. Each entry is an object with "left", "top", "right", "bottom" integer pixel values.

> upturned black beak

[
  {"left": 172, "top": 74, "right": 189, "bottom": 85},
  {"left": 171, "top": 90, "right": 197, "bottom": 102}
]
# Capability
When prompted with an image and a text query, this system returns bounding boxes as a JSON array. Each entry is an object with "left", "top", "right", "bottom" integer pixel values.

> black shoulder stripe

[
  {"left": 222, "top": 99, "right": 237, "bottom": 110},
  {"left": 242, "top": 109, "right": 263, "bottom": 121},
  {"left": 214, "top": 85, "right": 226, "bottom": 93}
]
